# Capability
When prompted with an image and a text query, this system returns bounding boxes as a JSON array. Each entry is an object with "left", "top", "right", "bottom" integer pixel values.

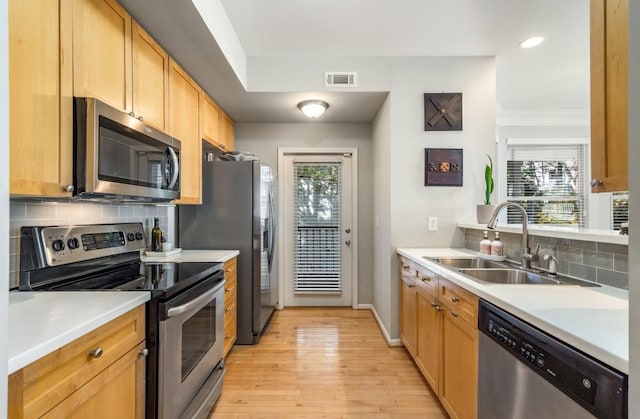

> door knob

[
  {"left": 345, "top": 240, "right": 351, "bottom": 245},
  {"left": 345, "top": 228, "right": 351, "bottom": 233}
]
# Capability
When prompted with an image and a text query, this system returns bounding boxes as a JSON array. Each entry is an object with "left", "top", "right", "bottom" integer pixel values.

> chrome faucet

[{"left": 486, "top": 202, "right": 538, "bottom": 268}]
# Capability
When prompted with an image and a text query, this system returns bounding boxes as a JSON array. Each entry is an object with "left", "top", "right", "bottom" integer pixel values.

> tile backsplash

[
  {"left": 463, "top": 228, "right": 629, "bottom": 289},
  {"left": 8, "top": 199, "right": 176, "bottom": 289}
]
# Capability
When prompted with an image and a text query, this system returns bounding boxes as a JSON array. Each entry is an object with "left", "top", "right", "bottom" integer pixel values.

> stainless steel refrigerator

[{"left": 178, "top": 144, "right": 277, "bottom": 344}]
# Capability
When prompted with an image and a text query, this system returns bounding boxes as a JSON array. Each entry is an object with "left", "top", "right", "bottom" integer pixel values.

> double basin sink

[{"left": 427, "top": 257, "right": 598, "bottom": 287}]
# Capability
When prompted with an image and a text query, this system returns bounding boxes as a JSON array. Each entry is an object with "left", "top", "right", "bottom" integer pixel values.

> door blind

[
  {"left": 506, "top": 144, "right": 587, "bottom": 226},
  {"left": 293, "top": 162, "right": 342, "bottom": 294}
]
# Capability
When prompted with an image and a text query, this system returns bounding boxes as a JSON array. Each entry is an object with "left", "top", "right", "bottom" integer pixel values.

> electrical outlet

[{"left": 428, "top": 216, "right": 438, "bottom": 231}]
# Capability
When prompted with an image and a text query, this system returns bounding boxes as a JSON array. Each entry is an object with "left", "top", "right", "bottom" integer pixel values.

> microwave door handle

[{"left": 163, "top": 146, "right": 179, "bottom": 189}]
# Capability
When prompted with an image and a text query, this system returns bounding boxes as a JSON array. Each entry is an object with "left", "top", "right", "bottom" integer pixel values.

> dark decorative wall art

[
  {"left": 424, "top": 92, "right": 463, "bottom": 131},
  {"left": 425, "top": 148, "right": 463, "bottom": 186}
]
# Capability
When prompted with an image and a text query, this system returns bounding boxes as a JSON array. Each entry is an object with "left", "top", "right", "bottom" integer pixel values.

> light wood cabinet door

[
  {"left": 219, "top": 111, "right": 235, "bottom": 152},
  {"left": 439, "top": 306, "right": 478, "bottom": 419},
  {"left": 169, "top": 58, "right": 202, "bottom": 204},
  {"left": 8, "top": 306, "right": 145, "bottom": 419},
  {"left": 202, "top": 93, "right": 221, "bottom": 148},
  {"left": 223, "top": 257, "right": 238, "bottom": 357},
  {"left": 9, "top": 0, "right": 73, "bottom": 197},
  {"left": 72, "top": 0, "right": 132, "bottom": 112},
  {"left": 590, "top": 0, "right": 628, "bottom": 192},
  {"left": 42, "top": 342, "right": 146, "bottom": 419},
  {"left": 132, "top": 22, "right": 169, "bottom": 131},
  {"left": 400, "top": 275, "right": 417, "bottom": 357},
  {"left": 416, "top": 285, "right": 440, "bottom": 393}
]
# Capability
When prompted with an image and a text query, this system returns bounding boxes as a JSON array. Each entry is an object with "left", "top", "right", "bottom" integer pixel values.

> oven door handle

[{"left": 166, "top": 280, "right": 224, "bottom": 318}]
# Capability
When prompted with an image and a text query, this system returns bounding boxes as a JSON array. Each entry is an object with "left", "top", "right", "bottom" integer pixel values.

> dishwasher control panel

[{"left": 479, "top": 300, "right": 627, "bottom": 419}]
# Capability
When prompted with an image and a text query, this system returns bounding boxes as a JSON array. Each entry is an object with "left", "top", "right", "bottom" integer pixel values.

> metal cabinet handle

[
  {"left": 225, "top": 287, "right": 232, "bottom": 293},
  {"left": 225, "top": 307, "right": 231, "bottom": 313},
  {"left": 128, "top": 111, "right": 136, "bottom": 118},
  {"left": 451, "top": 311, "right": 459, "bottom": 318},
  {"left": 137, "top": 115, "right": 143, "bottom": 121},
  {"left": 226, "top": 268, "right": 232, "bottom": 273},
  {"left": 590, "top": 179, "right": 603, "bottom": 187},
  {"left": 451, "top": 296, "right": 460, "bottom": 303},
  {"left": 434, "top": 305, "right": 442, "bottom": 312},
  {"left": 89, "top": 348, "right": 103, "bottom": 359},
  {"left": 225, "top": 334, "right": 232, "bottom": 339},
  {"left": 430, "top": 301, "right": 438, "bottom": 307},
  {"left": 402, "top": 264, "right": 411, "bottom": 271},
  {"left": 407, "top": 283, "right": 415, "bottom": 288},
  {"left": 421, "top": 276, "right": 431, "bottom": 282},
  {"left": 139, "top": 348, "right": 149, "bottom": 357},
  {"left": 63, "top": 184, "right": 75, "bottom": 192}
]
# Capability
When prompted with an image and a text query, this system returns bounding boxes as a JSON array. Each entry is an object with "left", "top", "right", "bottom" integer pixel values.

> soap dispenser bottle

[
  {"left": 490, "top": 232, "right": 504, "bottom": 257},
  {"left": 480, "top": 231, "right": 491, "bottom": 255}
]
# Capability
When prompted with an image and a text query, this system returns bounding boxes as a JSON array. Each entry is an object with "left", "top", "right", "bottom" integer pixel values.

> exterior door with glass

[{"left": 282, "top": 154, "right": 353, "bottom": 306}]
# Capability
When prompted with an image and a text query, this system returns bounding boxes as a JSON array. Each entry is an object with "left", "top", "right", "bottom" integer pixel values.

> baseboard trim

[{"left": 358, "top": 304, "right": 403, "bottom": 347}]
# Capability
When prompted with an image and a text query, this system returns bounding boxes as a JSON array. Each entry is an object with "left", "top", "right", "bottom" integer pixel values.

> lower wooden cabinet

[
  {"left": 399, "top": 256, "right": 479, "bottom": 419},
  {"left": 223, "top": 257, "right": 238, "bottom": 357},
  {"left": 8, "top": 306, "right": 146, "bottom": 418}
]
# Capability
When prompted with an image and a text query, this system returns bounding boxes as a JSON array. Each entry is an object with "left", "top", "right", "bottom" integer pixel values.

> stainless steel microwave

[{"left": 73, "top": 97, "right": 180, "bottom": 201}]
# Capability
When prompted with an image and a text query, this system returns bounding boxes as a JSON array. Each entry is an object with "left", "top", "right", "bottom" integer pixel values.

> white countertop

[
  {"left": 140, "top": 249, "right": 239, "bottom": 263},
  {"left": 8, "top": 291, "right": 150, "bottom": 374},
  {"left": 396, "top": 248, "right": 629, "bottom": 374},
  {"left": 459, "top": 223, "right": 629, "bottom": 245}
]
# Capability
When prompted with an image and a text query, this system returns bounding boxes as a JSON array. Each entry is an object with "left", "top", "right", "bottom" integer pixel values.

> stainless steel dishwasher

[{"left": 478, "top": 300, "right": 627, "bottom": 419}]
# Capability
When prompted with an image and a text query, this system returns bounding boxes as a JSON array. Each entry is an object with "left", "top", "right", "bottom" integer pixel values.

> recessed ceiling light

[{"left": 518, "top": 36, "right": 544, "bottom": 49}]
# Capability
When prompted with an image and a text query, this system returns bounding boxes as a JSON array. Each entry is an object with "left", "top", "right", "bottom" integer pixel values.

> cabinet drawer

[
  {"left": 400, "top": 257, "right": 417, "bottom": 280},
  {"left": 438, "top": 277, "right": 478, "bottom": 327},
  {"left": 20, "top": 306, "right": 145, "bottom": 418},
  {"left": 416, "top": 265, "right": 438, "bottom": 296}
]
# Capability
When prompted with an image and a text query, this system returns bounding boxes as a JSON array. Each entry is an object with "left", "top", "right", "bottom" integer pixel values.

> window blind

[
  {"left": 293, "top": 163, "right": 342, "bottom": 294},
  {"left": 611, "top": 192, "right": 629, "bottom": 230},
  {"left": 506, "top": 144, "right": 587, "bottom": 226}
]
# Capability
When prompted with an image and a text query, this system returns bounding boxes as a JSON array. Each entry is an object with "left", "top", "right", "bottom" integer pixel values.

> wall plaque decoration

[
  {"left": 424, "top": 92, "right": 462, "bottom": 131},
  {"left": 425, "top": 148, "right": 463, "bottom": 186}
]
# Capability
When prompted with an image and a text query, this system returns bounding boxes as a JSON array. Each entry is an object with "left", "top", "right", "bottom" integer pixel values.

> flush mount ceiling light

[
  {"left": 518, "top": 36, "right": 544, "bottom": 49},
  {"left": 297, "top": 100, "right": 329, "bottom": 118}
]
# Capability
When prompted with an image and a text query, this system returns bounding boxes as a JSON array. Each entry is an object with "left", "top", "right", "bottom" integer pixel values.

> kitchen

[{"left": 1, "top": 0, "right": 640, "bottom": 418}]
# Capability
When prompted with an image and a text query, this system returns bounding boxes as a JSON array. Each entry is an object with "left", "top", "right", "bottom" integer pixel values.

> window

[
  {"left": 293, "top": 163, "right": 343, "bottom": 293},
  {"left": 611, "top": 192, "right": 629, "bottom": 230},
  {"left": 505, "top": 141, "right": 588, "bottom": 226}
]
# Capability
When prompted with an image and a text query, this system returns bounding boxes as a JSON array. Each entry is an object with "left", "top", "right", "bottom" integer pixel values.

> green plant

[{"left": 484, "top": 154, "right": 494, "bottom": 205}]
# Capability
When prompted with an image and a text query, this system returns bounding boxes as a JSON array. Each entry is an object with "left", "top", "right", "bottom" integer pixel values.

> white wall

[
  {"left": 234, "top": 122, "right": 374, "bottom": 304},
  {"left": 383, "top": 56, "right": 496, "bottom": 337},
  {"left": 372, "top": 94, "right": 393, "bottom": 335},
  {"left": 628, "top": 0, "right": 640, "bottom": 415},
  {"left": 1, "top": 0, "right": 9, "bottom": 414}
]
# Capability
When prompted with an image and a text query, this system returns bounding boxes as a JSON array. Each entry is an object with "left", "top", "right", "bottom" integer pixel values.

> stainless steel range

[{"left": 19, "top": 223, "right": 226, "bottom": 419}]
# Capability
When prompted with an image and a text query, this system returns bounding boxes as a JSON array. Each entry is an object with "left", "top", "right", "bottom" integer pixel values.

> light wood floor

[{"left": 209, "top": 307, "right": 448, "bottom": 419}]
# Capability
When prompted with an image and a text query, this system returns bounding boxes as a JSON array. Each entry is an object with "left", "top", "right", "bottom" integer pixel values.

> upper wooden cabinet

[
  {"left": 590, "top": 0, "right": 628, "bottom": 192},
  {"left": 219, "top": 111, "right": 235, "bottom": 152},
  {"left": 9, "top": 0, "right": 74, "bottom": 197},
  {"left": 201, "top": 93, "right": 221, "bottom": 148},
  {"left": 132, "top": 22, "right": 169, "bottom": 131},
  {"left": 72, "top": 0, "right": 132, "bottom": 112},
  {"left": 169, "top": 59, "right": 202, "bottom": 205}
]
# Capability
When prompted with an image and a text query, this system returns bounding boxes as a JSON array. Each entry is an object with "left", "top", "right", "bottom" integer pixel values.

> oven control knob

[
  {"left": 52, "top": 239, "right": 65, "bottom": 252},
  {"left": 127, "top": 233, "right": 135, "bottom": 241},
  {"left": 135, "top": 232, "right": 144, "bottom": 241},
  {"left": 67, "top": 238, "right": 80, "bottom": 250}
]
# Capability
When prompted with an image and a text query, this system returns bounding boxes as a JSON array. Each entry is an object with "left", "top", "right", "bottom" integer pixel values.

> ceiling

[{"left": 120, "top": 0, "right": 589, "bottom": 123}]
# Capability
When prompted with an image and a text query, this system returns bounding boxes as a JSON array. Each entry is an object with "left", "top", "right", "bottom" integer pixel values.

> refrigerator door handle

[{"left": 267, "top": 189, "right": 276, "bottom": 270}]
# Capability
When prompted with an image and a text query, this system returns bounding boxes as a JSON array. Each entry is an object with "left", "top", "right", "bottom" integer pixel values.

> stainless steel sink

[
  {"left": 457, "top": 268, "right": 599, "bottom": 287},
  {"left": 428, "top": 257, "right": 509, "bottom": 269}
]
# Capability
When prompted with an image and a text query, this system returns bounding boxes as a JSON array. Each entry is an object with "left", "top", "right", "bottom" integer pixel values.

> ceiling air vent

[{"left": 325, "top": 72, "right": 357, "bottom": 87}]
